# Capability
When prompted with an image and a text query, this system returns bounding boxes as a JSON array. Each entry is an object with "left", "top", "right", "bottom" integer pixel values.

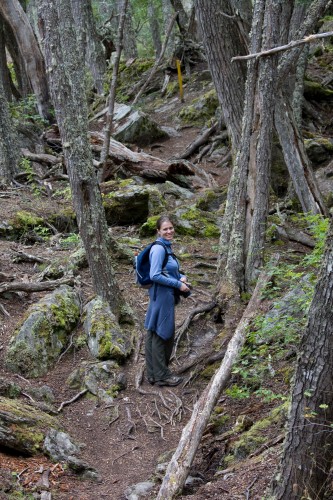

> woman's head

[{"left": 156, "top": 215, "right": 175, "bottom": 241}]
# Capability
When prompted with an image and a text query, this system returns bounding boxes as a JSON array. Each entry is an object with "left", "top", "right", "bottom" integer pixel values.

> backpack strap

[{"left": 151, "top": 241, "right": 172, "bottom": 301}]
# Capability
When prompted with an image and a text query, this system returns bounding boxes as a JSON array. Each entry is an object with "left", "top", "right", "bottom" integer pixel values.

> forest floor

[{"left": 1, "top": 57, "right": 333, "bottom": 499}]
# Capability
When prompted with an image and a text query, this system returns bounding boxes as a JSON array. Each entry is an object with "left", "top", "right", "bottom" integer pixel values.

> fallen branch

[
  {"left": 245, "top": 475, "right": 259, "bottom": 500},
  {"left": 0, "top": 277, "right": 74, "bottom": 295},
  {"left": 11, "top": 249, "right": 51, "bottom": 264},
  {"left": 232, "top": 31, "right": 333, "bottom": 62},
  {"left": 157, "top": 254, "right": 280, "bottom": 500},
  {"left": 21, "top": 148, "right": 61, "bottom": 166},
  {"left": 57, "top": 389, "right": 88, "bottom": 412},
  {"left": 175, "top": 122, "right": 218, "bottom": 160},
  {"left": 112, "top": 445, "right": 139, "bottom": 465},
  {"left": 0, "top": 302, "right": 10, "bottom": 316}
]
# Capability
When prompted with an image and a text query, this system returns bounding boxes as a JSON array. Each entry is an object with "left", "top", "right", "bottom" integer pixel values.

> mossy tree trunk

[
  {"left": 0, "top": 0, "right": 52, "bottom": 121},
  {"left": 38, "top": 0, "right": 127, "bottom": 320},
  {"left": 0, "top": 75, "right": 18, "bottom": 184},
  {"left": 271, "top": 223, "right": 333, "bottom": 499}
]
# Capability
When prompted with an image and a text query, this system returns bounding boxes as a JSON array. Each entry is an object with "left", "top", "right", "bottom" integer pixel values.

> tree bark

[
  {"left": 71, "top": 0, "right": 106, "bottom": 94},
  {"left": 123, "top": 1, "right": 138, "bottom": 59},
  {"left": 38, "top": 0, "right": 129, "bottom": 321},
  {"left": 271, "top": 225, "right": 333, "bottom": 499},
  {"left": 169, "top": 0, "right": 189, "bottom": 35},
  {"left": 195, "top": 0, "right": 248, "bottom": 153},
  {"left": 0, "top": 76, "right": 18, "bottom": 184},
  {"left": 157, "top": 254, "right": 279, "bottom": 500},
  {"left": 0, "top": 18, "right": 12, "bottom": 101},
  {"left": 148, "top": 1, "right": 162, "bottom": 58},
  {"left": 0, "top": 0, "right": 52, "bottom": 121}
]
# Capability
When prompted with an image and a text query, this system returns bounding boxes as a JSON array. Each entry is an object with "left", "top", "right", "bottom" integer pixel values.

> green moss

[
  {"left": 178, "top": 89, "right": 219, "bottom": 126},
  {"left": 229, "top": 403, "right": 288, "bottom": 459},
  {"left": 140, "top": 215, "right": 160, "bottom": 236},
  {"left": 201, "top": 362, "right": 220, "bottom": 379},
  {"left": 304, "top": 79, "right": 333, "bottom": 99}
]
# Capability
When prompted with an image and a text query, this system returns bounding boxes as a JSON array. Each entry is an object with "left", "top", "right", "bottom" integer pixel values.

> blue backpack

[{"left": 134, "top": 241, "right": 169, "bottom": 288}]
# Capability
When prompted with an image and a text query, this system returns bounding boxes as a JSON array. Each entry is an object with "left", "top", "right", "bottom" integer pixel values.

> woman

[{"left": 144, "top": 215, "right": 191, "bottom": 387}]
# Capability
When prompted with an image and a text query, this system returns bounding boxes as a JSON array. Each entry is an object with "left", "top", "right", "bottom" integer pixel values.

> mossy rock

[
  {"left": 0, "top": 396, "right": 60, "bottom": 455},
  {"left": 113, "top": 109, "right": 169, "bottom": 146},
  {"left": 5, "top": 286, "right": 81, "bottom": 378},
  {"left": 195, "top": 188, "right": 227, "bottom": 212},
  {"left": 228, "top": 403, "right": 288, "bottom": 460},
  {"left": 305, "top": 136, "right": 333, "bottom": 165},
  {"left": 178, "top": 89, "right": 219, "bottom": 126},
  {"left": 83, "top": 297, "right": 134, "bottom": 362},
  {"left": 102, "top": 180, "right": 165, "bottom": 225},
  {"left": 304, "top": 79, "right": 333, "bottom": 100}
]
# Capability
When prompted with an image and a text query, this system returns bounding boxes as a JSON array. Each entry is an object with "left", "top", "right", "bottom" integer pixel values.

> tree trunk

[
  {"left": 0, "top": 18, "right": 11, "bottom": 101},
  {"left": 123, "top": 1, "right": 138, "bottom": 59},
  {"left": 3, "top": 20, "right": 31, "bottom": 98},
  {"left": 195, "top": 0, "right": 248, "bottom": 153},
  {"left": 170, "top": 0, "right": 189, "bottom": 35},
  {"left": 0, "top": 76, "right": 18, "bottom": 184},
  {"left": 244, "top": 0, "right": 285, "bottom": 289},
  {"left": 71, "top": 0, "right": 106, "bottom": 94},
  {"left": 271, "top": 225, "right": 333, "bottom": 499},
  {"left": 38, "top": 0, "right": 129, "bottom": 321},
  {"left": 148, "top": 1, "right": 162, "bottom": 59},
  {"left": 163, "top": 0, "right": 176, "bottom": 55},
  {"left": 0, "top": 0, "right": 52, "bottom": 121},
  {"left": 275, "top": 94, "right": 327, "bottom": 216}
]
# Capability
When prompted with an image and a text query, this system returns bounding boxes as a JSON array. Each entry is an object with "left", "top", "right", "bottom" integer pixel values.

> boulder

[
  {"left": 113, "top": 107, "right": 169, "bottom": 146},
  {"left": 305, "top": 137, "right": 333, "bottom": 166},
  {"left": 102, "top": 179, "right": 165, "bottom": 225},
  {"left": 67, "top": 360, "right": 127, "bottom": 404},
  {"left": 5, "top": 285, "right": 81, "bottom": 378},
  {"left": 83, "top": 297, "right": 133, "bottom": 362},
  {"left": 124, "top": 481, "right": 155, "bottom": 500}
]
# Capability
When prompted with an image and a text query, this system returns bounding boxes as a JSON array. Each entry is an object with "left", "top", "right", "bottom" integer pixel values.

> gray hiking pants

[{"left": 145, "top": 330, "right": 174, "bottom": 382}]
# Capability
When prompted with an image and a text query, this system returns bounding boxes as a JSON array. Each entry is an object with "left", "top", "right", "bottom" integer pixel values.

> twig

[
  {"left": 149, "top": 417, "right": 166, "bottom": 440},
  {"left": 245, "top": 475, "right": 259, "bottom": 500},
  {"left": 153, "top": 398, "right": 162, "bottom": 420},
  {"left": 22, "top": 392, "right": 36, "bottom": 403},
  {"left": 11, "top": 249, "right": 50, "bottom": 264},
  {"left": 108, "top": 405, "right": 120, "bottom": 427},
  {"left": 232, "top": 31, "right": 333, "bottom": 62},
  {"left": 0, "top": 277, "right": 74, "bottom": 295},
  {"left": 57, "top": 389, "right": 88, "bottom": 412},
  {"left": 0, "top": 302, "right": 10, "bottom": 317},
  {"left": 17, "top": 467, "right": 29, "bottom": 481},
  {"left": 112, "top": 445, "right": 139, "bottom": 465}
]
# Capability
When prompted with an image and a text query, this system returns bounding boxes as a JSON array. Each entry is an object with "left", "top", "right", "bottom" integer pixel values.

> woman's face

[{"left": 158, "top": 220, "right": 175, "bottom": 241}]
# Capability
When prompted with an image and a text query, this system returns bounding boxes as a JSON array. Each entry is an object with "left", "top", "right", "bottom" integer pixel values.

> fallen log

[
  {"left": 90, "top": 132, "right": 195, "bottom": 181},
  {"left": 0, "top": 277, "right": 74, "bottom": 295},
  {"left": 156, "top": 254, "right": 280, "bottom": 500},
  {"left": 21, "top": 148, "right": 62, "bottom": 166},
  {"left": 175, "top": 122, "right": 218, "bottom": 160}
]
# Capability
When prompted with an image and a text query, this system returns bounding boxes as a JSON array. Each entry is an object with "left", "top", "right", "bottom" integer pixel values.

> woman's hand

[
  {"left": 180, "top": 276, "right": 187, "bottom": 283},
  {"left": 180, "top": 282, "right": 190, "bottom": 292}
]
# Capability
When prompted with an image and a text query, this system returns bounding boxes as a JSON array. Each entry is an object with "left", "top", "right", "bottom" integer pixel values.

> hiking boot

[{"left": 156, "top": 375, "right": 183, "bottom": 387}]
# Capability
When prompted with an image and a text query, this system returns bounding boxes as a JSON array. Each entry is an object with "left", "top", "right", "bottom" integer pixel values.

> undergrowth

[{"left": 227, "top": 213, "right": 329, "bottom": 403}]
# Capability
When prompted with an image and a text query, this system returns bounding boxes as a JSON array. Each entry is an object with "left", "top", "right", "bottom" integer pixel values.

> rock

[
  {"left": 83, "top": 297, "right": 133, "bottom": 362},
  {"left": 113, "top": 108, "right": 169, "bottom": 146},
  {"left": 102, "top": 180, "right": 165, "bottom": 225},
  {"left": 67, "top": 360, "right": 126, "bottom": 403},
  {"left": 0, "top": 396, "right": 60, "bottom": 455},
  {"left": 124, "top": 481, "right": 155, "bottom": 500},
  {"left": 5, "top": 285, "right": 81, "bottom": 378},
  {"left": 305, "top": 137, "right": 333, "bottom": 166},
  {"left": 158, "top": 180, "right": 195, "bottom": 208},
  {"left": 44, "top": 429, "right": 98, "bottom": 479},
  {"left": 0, "top": 377, "right": 21, "bottom": 398}
]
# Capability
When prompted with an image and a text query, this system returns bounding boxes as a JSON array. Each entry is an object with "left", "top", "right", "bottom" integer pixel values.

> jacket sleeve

[{"left": 149, "top": 245, "right": 182, "bottom": 289}]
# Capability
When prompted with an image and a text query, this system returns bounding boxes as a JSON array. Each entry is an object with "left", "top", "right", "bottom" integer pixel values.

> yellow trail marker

[{"left": 176, "top": 59, "right": 184, "bottom": 102}]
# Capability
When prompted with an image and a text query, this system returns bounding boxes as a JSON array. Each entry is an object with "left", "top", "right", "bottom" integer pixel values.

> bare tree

[{"left": 38, "top": 0, "right": 131, "bottom": 323}]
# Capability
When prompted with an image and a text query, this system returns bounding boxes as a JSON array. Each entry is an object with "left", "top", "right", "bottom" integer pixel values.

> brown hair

[{"left": 156, "top": 215, "right": 174, "bottom": 230}]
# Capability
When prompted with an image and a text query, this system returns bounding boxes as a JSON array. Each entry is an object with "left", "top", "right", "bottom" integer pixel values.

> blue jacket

[{"left": 144, "top": 238, "right": 183, "bottom": 340}]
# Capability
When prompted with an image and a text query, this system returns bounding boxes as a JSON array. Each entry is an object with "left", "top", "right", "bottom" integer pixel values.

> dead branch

[
  {"left": 112, "top": 445, "right": 139, "bottom": 465},
  {"left": 0, "top": 277, "right": 74, "bottom": 295},
  {"left": 11, "top": 249, "right": 50, "bottom": 264},
  {"left": 232, "top": 31, "right": 333, "bottom": 62},
  {"left": 175, "top": 122, "right": 218, "bottom": 160},
  {"left": 245, "top": 475, "right": 259, "bottom": 500},
  {"left": 274, "top": 225, "right": 315, "bottom": 248},
  {"left": 21, "top": 148, "right": 61, "bottom": 166},
  {"left": 157, "top": 254, "right": 280, "bottom": 500},
  {"left": 0, "top": 302, "right": 10, "bottom": 316},
  {"left": 132, "top": 12, "right": 178, "bottom": 105},
  {"left": 57, "top": 389, "right": 88, "bottom": 412}
]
